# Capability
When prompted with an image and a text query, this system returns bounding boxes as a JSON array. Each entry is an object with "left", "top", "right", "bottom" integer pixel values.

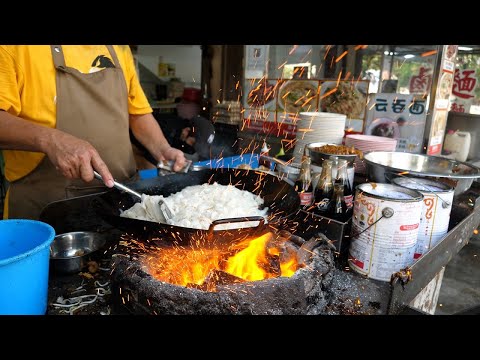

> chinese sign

[
  {"left": 427, "top": 45, "right": 457, "bottom": 155},
  {"left": 365, "top": 93, "right": 427, "bottom": 153},
  {"left": 409, "top": 67, "right": 433, "bottom": 94},
  {"left": 450, "top": 68, "right": 477, "bottom": 113}
]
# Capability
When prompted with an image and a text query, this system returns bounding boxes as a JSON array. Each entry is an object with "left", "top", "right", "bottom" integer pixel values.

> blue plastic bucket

[{"left": 0, "top": 219, "right": 55, "bottom": 315}]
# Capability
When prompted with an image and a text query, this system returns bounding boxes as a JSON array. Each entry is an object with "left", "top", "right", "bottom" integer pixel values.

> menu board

[
  {"left": 242, "top": 79, "right": 368, "bottom": 137},
  {"left": 365, "top": 93, "right": 427, "bottom": 153},
  {"left": 277, "top": 79, "right": 320, "bottom": 114}
]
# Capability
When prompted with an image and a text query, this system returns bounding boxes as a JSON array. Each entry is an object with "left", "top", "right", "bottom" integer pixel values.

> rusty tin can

[
  {"left": 348, "top": 183, "right": 423, "bottom": 281},
  {"left": 392, "top": 177, "right": 454, "bottom": 259}
]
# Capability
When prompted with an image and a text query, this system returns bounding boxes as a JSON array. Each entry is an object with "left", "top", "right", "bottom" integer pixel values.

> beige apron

[{"left": 7, "top": 45, "right": 137, "bottom": 219}]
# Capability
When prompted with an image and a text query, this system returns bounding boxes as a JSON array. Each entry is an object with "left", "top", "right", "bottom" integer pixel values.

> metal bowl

[
  {"left": 306, "top": 142, "right": 358, "bottom": 166},
  {"left": 363, "top": 151, "right": 480, "bottom": 196},
  {"left": 275, "top": 162, "right": 301, "bottom": 184},
  {"left": 50, "top": 231, "right": 106, "bottom": 274}
]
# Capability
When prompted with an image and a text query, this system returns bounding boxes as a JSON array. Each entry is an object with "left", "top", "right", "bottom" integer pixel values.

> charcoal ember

[
  {"left": 296, "top": 233, "right": 334, "bottom": 267},
  {"left": 263, "top": 254, "right": 281, "bottom": 277},
  {"left": 203, "top": 269, "right": 245, "bottom": 289},
  {"left": 186, "top": 283, "right": 209, "bottom": 291},
  {"left": 280, "top": 242, "right": 298, "bottom": 266},
  {"left": 297, "top": 239, "right": 320, "bottom": 266}
]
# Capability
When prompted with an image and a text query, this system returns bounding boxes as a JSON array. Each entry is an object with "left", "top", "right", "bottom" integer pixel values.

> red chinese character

[
  {"left": 409, "top": 67, "right": 432, "bottom": 93},
  {"left": 451, "top": 102, "right": 465, "bottom": 113},
  {"left": 452, "top": 69, "right": 477, "bottom": 99}
]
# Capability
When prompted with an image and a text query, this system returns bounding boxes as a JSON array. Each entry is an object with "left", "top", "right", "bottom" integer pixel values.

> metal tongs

[{"left": 93, "top": 171, "right": 175, "bottom": 222}]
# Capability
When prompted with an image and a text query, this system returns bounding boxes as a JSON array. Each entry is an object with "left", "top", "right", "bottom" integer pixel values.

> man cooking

[{"left": 0, "top": 45, "right": 186, "bottom": 220}]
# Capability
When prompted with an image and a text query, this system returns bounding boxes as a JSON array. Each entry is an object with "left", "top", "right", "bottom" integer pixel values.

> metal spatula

[
  {"left": 93, "top": 171, "right": 174, "bottom": 222},
  {"left": 93, "top": 171, "right": 142, "bottom": 200}
]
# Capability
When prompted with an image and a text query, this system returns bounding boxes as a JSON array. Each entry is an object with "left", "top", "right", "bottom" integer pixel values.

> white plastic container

[
  {"left": 348, "top": 183, "right": 423, "bottom": 281},
  {"left": 443, "top": 130, "right": 471, "bottom": 162}
]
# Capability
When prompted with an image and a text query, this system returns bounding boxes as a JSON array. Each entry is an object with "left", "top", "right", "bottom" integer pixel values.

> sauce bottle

[
  {"left": 294, "top": 155, "right": 314, "bottom": 208},
  {"left": 314, "top": 159, "right": 334, "bottom": 216},
  {"left": 335, "top": 159, "right": 354, "bottom": 210}
]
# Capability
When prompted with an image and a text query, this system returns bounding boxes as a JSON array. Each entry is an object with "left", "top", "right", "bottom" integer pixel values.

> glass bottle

[
  {"left": 294, "top": 155, "right": 314, "bottom": 208},
  {"left": 314, "top": 159, "right": 334, "bottom": 216},
  {"left": 331, "top": 183, "right": 349, "bottom": 222},
  {"left": 335, "top": 159, "right": 354, "bottom": 210}
]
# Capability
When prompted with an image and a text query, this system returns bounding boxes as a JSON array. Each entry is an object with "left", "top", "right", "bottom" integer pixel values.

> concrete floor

[{"left": 436, "top": 230, "right": 480, "bottom": 314}]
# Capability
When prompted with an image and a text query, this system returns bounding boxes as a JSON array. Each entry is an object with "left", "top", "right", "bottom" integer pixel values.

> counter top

[{"left": 42, "top": 173, "right": 480, "bottom": 315}]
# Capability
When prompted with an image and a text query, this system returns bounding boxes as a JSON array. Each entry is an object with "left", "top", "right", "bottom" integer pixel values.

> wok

[{"left": 92, "top": 168, "right": 300, "bottom": 246}]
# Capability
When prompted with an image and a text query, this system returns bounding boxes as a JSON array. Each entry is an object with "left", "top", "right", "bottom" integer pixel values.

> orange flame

[{"left": 144, "top": 233, "right": 298, "bottom": 291}]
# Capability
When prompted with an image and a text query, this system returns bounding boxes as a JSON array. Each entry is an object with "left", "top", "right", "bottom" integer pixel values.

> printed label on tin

[
  {"left": 414, "top": 190, "right": 454, "bottom": 258},
  {"left": 349, "top": 192, "right": 422, "bottom": 281}
]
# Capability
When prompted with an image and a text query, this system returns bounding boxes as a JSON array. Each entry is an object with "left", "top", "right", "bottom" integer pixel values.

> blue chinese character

[
  {"left": 375, "top": 99, "right": 388, "bottom": 112},
  {"left": 409, "top": 100, "right": 426, "bottom": 115},
  {"left": 392, "top": 99, "right": 406, "bottom": 113}
]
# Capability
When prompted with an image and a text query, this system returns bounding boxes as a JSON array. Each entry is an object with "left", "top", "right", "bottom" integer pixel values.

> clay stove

[{"left": 110, "top": 231, "right": 336, "bottom": 315}]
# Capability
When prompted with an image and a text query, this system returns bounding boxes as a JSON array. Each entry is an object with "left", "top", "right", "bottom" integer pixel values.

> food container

[
  {"left": 50, "top": 231, "right": 106, "bottom": 274},
  {"left": 392, "top": 177, "right": 454, "bottom": 259},
  {"left": 306, "top": 142, "right": 359, "bottom": 166},
  {"left": 348, "top": 183, "right": 424, "bottom": 281}
]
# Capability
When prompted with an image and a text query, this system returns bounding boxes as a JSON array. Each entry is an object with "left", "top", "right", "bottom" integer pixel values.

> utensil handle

[
  {"left": 207, "top": 216, "right": 266, "bottom": 235},
  {"left": 93, "top": 171, "right": 143, "bottom": 200}
]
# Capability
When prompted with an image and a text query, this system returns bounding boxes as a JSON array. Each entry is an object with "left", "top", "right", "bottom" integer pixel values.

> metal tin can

[
  {"left": 348, "top": 183, "right": 424, "bottom": 281},
  {"left": 392, "top": 177, "right": 454, "bottom": 259}
]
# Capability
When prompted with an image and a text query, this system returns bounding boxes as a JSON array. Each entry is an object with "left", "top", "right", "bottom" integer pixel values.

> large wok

[{"left": 92, "top": 168, "right": 300, "bottom": 246}]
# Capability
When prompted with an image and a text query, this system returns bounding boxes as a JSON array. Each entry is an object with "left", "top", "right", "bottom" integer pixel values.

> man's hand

[
  {"left": 44, "top": 130, "right": 114, "bottom": 187},
  {"left": 0, "top": 111, "right": 114, "bottom": 187},
  {"left": 158, "top": 145, "right": 187, "bottom": 172},
  {"left": 129, "top": 113, "right": 188, "bottom": 172}
]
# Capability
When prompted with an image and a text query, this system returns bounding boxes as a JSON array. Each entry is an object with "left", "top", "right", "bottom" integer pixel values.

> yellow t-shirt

[{"left": 0, "top": 45, "right": 152, "bottom": 183}]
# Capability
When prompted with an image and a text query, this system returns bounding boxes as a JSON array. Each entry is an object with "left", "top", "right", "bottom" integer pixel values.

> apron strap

[
  {"left": 50, "top": 45, "right": 66, "bottom": 69},
  {"left": 50, "top": 45, "right": 122, "bottom": 70},
  {"left": 105, "top": 45, "right": 121, "bottom": 69}
]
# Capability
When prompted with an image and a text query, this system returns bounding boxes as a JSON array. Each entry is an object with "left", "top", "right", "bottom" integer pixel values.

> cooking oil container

[
  {"left": 392, "top": 177, "right": 454, "bottom": 259},
  {"left": 348, "top": 183, "right": 423, "bottom": 281}
]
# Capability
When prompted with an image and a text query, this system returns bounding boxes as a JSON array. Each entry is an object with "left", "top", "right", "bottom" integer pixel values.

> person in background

[
  {"left": 0, "top": 45, "right": 186, "bottom": 220},
  {"left": 175, "top": 88, "right": 215, "bottom": 161},
  {"left": 132, "top": 87, "right": 215, "bottom": 166}
]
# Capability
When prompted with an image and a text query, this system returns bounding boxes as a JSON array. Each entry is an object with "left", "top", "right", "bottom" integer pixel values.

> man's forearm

[
  {"left": 129, "top": 113, "right": 171, "bottom": 162},
  {"left": 0, "top": 110, "right": 54, "bottom": 153}
]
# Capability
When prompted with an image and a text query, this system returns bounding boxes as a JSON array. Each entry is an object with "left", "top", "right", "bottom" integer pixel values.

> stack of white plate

[
  {"left": 293, "top": 112, "right": 346, "bottom": 161},
  {"left": 345, "top": 135, "right": 398, "bottom": 174}
]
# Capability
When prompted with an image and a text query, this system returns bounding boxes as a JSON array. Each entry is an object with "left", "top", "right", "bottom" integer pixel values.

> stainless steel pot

[
  {"left": 306, "top": 142, "right": 358, "bottom": 166},
  {"left": 363, "top": 151, "right": 480, "bottom": 196},
  {"left": 50, "top": 231, "right": 106, "bottom": 274}
]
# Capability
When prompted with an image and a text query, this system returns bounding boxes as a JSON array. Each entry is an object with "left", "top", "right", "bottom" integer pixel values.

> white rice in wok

[{"left": 120, "top": 182, "right": 268, "bottom": 230}]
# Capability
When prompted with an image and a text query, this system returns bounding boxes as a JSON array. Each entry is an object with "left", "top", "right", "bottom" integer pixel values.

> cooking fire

[
  {"left": 111, "top": 231, "right": 337, "bottom": 315},
  {"left": 143, "top": 232, "right": 298, "bottom": 292}
]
